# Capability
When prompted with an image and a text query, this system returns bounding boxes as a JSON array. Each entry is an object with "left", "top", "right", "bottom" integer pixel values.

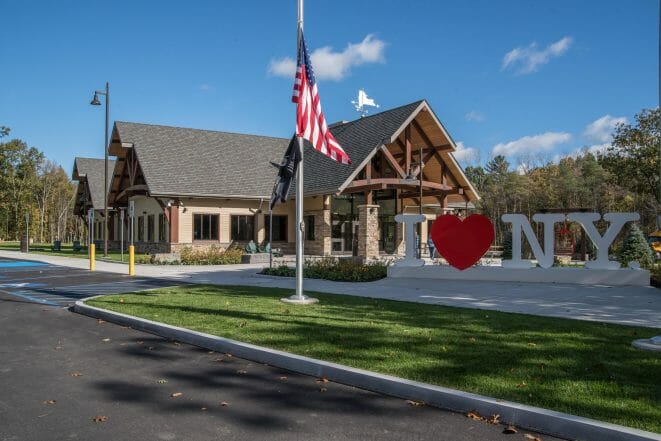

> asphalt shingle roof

[
  {"left": 304, "top": 100, "right": 423, "bottom": 194},
  {"left": 73, "top": 157, "right": 115, "bottom": 210},
  {"left": 113, "top": 100, "right": 423, "bottom": 198},
  {"left": 115, "top": 122, "right": 288, "bottom": 198}
]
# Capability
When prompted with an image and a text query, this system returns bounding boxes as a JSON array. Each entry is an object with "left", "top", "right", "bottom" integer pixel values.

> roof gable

[
  {"left": 72, "top": 157, "right": 115, "bottom": 210},
  {"left": 302, "top": 100, "right": 424, "bottom": 194}
]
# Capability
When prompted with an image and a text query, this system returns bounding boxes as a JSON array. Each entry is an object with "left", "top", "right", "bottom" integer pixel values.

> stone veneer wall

[
  {"left": 303, "top": 209, "right": 331, "bottom": 256},
  {"left": 357, "top": 204, "right": 380, "bottom": 261}
]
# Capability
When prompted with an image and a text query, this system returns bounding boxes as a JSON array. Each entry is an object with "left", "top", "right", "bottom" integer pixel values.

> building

[
  {"left": 74, "top": 100, "right": 479, "bottom": 260},
  {"left": 72, "top": 157, "right": 115, "bottom": 244}
]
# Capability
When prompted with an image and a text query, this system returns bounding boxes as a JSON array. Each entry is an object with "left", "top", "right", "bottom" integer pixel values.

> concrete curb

[{"left": 73, "top": 298, "right": 661, "bottom": 441}]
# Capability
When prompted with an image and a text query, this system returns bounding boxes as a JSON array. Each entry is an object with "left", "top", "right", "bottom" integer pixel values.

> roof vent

[{"left": 328, "top": 121, "right": 349, "bottom": 128}]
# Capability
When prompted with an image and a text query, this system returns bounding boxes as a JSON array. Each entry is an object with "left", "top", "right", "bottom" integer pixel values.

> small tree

[{"left": 618, "top": 224, "right": 654, "bottom": 268}]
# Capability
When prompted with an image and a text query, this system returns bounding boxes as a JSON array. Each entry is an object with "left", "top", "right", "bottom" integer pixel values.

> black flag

[{"left": 269, "top": 135, "right": 301, "bottom": 210}]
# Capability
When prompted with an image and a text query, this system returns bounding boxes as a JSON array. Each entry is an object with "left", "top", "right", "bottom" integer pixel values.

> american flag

[{"left": 292, "top": 33, "right": 351, "bottom": 165}]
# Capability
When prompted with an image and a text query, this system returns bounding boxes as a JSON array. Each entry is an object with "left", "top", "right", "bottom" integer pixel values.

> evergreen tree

[
  {"left": 618, "top": 224, "right": 654, "bottom": 268},
  {"left": 501, "top": 230, "right": 512, "bottom": 260}
]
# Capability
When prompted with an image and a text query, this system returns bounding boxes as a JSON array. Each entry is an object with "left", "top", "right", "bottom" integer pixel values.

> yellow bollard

[
  {"left": 128, "top": 245, "right": 135, "bottom": 276},
  {"left": 89, "top": 243, "right": 95, "bottom": 272}
]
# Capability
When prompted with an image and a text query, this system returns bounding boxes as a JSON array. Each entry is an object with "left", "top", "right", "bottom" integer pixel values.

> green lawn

[
  {"left": 0, "top": 241, "right": 139, "bottom": 263},
  {"left": 87, "top": 285, "right": 661, "bottom": 433}
]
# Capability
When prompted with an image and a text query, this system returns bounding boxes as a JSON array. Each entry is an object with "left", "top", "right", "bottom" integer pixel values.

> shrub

[
  {"left": 180, "top": 246, "right": 244, "bottom": 265},
  {"left": 618, "top": 225, "right": 654, "bottom": 268},
  {"left": 133, "top": 254, "right": 153, "bottom": 264},
  {"left": 261, "top": 258, "right": 388, "bottom": 282}
]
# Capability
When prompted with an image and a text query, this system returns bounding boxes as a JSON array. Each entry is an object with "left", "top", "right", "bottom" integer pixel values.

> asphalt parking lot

[{"left": 0, "top": 257, "right": 180, "bottom": 307}]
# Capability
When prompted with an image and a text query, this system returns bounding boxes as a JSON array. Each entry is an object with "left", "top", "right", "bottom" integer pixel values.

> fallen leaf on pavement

[
  {"left": 54, "top": 346, "right": 62, "bottom": 350},
  {"left": 43, "top": 400, "right": 56, "bottom": 405},
  {"left": 70, "top": 372, "right": 83, "bottom": 377},
  {"left": 96, "top": 319, "right": 105, "bottom": 324},
  {"left": 200, "top": 407, "right": 207, "bottom": 411},
  {"left": 171, "top": 392, "right": 183, "bottom": 398},
  {"left": 466, "top": 411, "right": 484, "bottom": 421},
  {"left": 101, "top": 338, "right": 111, "bottom": 342},
  {"left": 406, "top": 400, "right": 424, "bottom": 407},
  {"left": 524, "top": 435, "right": 541, "bottom": 441},
  {"left": 278, "top": 376, "right": 288, "bottom": 381},
  {"left": 503, "top": 425, "right": 518, "bottom": 434},
  {"left": 220, "top": 401, "right": 229, "bottom": 407},
  {"left": 157, "top": 379, "right": 168, "bottom": 384},
  {"left": 319, "top": 387, "right": 328, "bottom": 393},
  {"left": 236, "top": 370, "right": 247, "bottom": 375},
  {"left": 92, "top": 415, "right": 108, "bottom": 423},
  {"left": 487, "top": 414, "right": 500, "bottom": 424},
  {"left": 316, "top": 378, "right": 329, "bottom": 383}
]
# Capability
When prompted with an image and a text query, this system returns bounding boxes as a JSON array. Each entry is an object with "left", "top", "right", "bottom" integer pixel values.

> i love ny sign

[{"left": 395, "top": 212, "right": 640, "bottom": 271}]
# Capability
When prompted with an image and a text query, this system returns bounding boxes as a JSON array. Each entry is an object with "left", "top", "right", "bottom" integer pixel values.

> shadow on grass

[{"left": 89, "top": 285, "right": 661, "bottom": 432}]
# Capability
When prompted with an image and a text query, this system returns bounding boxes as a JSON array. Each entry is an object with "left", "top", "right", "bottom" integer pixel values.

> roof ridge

[
  {"left": 349, "top": 99, "right": 424, "bottom": 123},
  {"left": 115, "top": 121, "right": 289, "bottom": 142}
]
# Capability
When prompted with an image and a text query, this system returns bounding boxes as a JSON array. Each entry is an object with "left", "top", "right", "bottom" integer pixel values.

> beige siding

[{"left": 130, "top": 196, "right": 164, "bottom": 242}]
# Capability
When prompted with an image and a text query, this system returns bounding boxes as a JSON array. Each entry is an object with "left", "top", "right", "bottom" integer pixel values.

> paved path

[
  {"left": 0, "top": 289, "right": 558, "bottom": 441},
  {"left": 4, "top": 250, "right": 659, "bottom": 328}
]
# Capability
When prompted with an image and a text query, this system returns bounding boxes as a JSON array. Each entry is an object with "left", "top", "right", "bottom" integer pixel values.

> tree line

[
  {"left": 0, "top": 126, "right": 82, "bottom": 243},
  {"left": 464, "top": 107, "right": 660, "bottom": 248}
]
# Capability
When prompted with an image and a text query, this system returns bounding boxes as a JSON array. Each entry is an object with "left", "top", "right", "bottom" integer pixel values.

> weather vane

[{"left": 351, "top": 89, "right": 379, "bottom": 117}]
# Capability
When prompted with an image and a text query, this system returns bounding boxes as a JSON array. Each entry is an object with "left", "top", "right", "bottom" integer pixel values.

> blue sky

[{"left": 0, "top": 0, "right": 658, "bottom": 172}]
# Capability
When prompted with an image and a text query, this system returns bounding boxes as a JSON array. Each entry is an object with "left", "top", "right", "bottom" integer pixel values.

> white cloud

[
  {"left": 453, "top": 141, "right": 480, "bottom": 164},
  {"left": 583, "top": 115, "right": 627, "bottom": 143},
  {"left": 492, "top": 132, "right": 572, "bottom": 157},
  {"left": 464, "top": 111, "right": 485, "bottom": 122},
  {"left": 502, "top": 36, "right": 572, "bottom": 74},
  {"left": 268, "top": 34, "right": 386, "bottom": 81},
  {"left": 199, "top": 84, "right": 215, "bottom": 92}
]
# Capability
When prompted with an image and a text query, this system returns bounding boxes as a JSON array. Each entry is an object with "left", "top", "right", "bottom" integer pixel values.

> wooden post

[{"left": 405, "top": 126, "right": 412, "bottom": 176}]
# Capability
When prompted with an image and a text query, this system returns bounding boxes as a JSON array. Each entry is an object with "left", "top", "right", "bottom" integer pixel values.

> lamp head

[{"left": 90, "top": 92, "right": 101, "bottom": 106}]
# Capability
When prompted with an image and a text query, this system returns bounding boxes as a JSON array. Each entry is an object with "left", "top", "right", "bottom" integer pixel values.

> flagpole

[
  {"left": 282, "top": 0, "right": 317, "bottom": 304},
  {"left": 294, "top": 0, "right": 306, "bottom": 301}
]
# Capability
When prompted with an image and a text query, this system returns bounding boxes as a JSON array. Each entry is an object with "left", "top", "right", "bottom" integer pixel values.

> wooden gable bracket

[
  {"left": 411, "top": 119, "right": 463, "bottom": 187},
  {"left": 379, "top": 145, "right": 407, "bottom": 178}
]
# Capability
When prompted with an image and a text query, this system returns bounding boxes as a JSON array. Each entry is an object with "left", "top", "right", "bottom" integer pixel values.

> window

[
  {"left": 147, "top": 215, "right": 155, "bottom": 242},
  {"left": 137, "top": 216, "right": 144, "bottom": 241},
  {"left": 158, "top": 214, "right": 168, "bottom": 242},
  {"left": 231, "top": 215, "right": 254, "bottom": 241},
  {"left": 266, "top": 215, "right": 287, "bottom": 242},
  {"left": 193, "top": 214, "right": 219, "bottom": 240},
  {"left": 305, "top": 215, "right": 315, "bottom": 241}
]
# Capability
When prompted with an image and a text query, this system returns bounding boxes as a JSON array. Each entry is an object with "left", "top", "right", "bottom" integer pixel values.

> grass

[
  {"left": 0, "top": 241, "right": 141, "bottom": 263},
  {"left": 87, "top": 284, "right": 661, "bottom": 433}
]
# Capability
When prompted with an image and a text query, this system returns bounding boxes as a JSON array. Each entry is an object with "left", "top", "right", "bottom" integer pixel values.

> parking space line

[{"left": 0, "top": 290, "right": 60, "bottom": 306}]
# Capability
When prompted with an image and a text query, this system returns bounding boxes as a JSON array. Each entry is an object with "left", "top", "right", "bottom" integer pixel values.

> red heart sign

[{"left": 430, "top": 214, "right": 494, "bottom": 270}]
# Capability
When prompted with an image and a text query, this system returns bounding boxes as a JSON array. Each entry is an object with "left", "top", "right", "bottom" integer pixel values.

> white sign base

[{"left": 387, "top": 265, "right": 650, "bottom": 286}]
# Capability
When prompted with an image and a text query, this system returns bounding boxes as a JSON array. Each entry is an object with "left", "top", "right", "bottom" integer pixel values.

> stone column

[
  {"left": 357, "top": 204, "right": 380, "bottom": 261},
  {"left": 303, "top": 210, "right": 332, "bottom": 256}
]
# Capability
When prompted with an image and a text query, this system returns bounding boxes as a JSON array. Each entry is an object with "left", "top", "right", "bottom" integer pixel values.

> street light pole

[{"left": 90, "top": 82, "right": 110, "bottom": 257}]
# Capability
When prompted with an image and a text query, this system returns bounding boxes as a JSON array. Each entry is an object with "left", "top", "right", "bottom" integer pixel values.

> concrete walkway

[{"left": 3, "top": 250, "right": 660, "bottom": 329}]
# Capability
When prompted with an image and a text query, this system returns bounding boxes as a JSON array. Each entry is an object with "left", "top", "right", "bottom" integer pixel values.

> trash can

[{"left": 20, "top": 235, "right": 29, "bottom": 253}]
